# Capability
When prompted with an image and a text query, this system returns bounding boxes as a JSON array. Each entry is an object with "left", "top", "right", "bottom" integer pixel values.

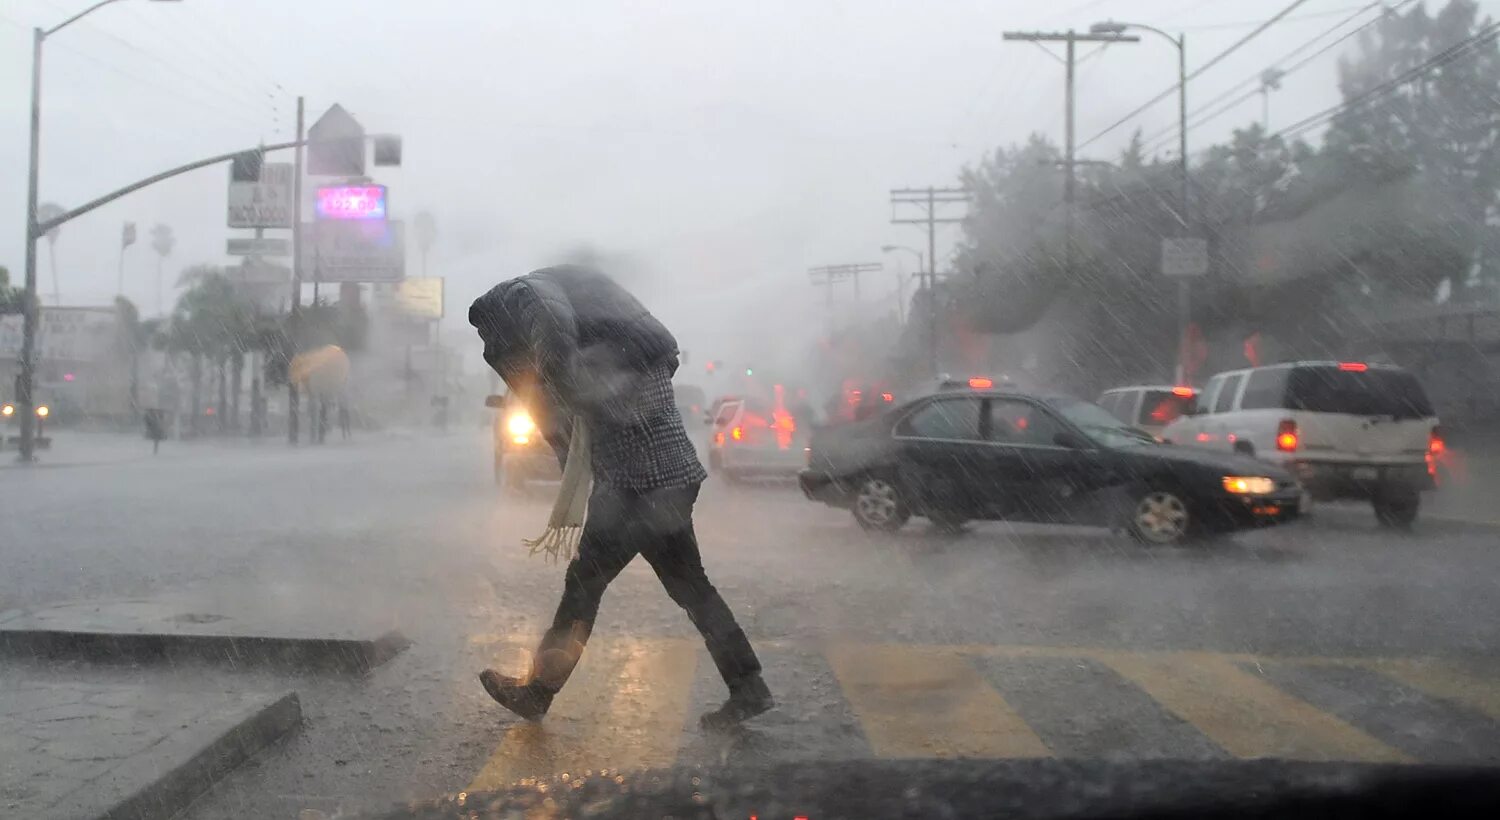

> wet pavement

[{"left": 3, "top": 430, "right": 1500, "bottom": 818}]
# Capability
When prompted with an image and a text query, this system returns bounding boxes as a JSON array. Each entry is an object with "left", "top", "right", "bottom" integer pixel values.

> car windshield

[
  {"left": 7, "top": 1, "right": 1500, "bottom": 817},
  {"left": 1049, "top": 397, "right": 1158, "bottom": 447}
]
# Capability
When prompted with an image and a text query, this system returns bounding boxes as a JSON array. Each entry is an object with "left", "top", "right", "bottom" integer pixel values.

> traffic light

[
  {"left": 230, "top": 148, "right": 266, "bottom": 182},
  {"left": 745, "top": 367, "right": 754, "bottom": 377},
  {"left": 373, "top": 135, "right": 403, "bottom": 167}
]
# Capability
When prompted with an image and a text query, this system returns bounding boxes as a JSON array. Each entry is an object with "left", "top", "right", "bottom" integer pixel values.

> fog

[{"left": 7, "top": 0, "right": 1472, "bottom": 384}]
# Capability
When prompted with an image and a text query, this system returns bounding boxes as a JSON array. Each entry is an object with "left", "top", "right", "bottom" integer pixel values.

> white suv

[{"left": 1161, "top": 361, "right": 1441, "bottom": 528}]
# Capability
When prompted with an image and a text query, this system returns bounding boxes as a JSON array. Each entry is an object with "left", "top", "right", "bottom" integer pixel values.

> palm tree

[
  {"left": 113, "top": 296, "right": 159, "bottom": 417},
  {"left": 150, "top": 224, "right": 175, "bottom": 317},
  {"left": 170, "top": 268, "right": 254, "bottom": 436},
  {"left": 414, "top": 211, "right": 437, "bottom": 277}
]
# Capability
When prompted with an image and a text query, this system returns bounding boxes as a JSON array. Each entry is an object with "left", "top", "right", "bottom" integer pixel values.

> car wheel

[
  {"left": 928, "top": 512, "right": 969, "bottom": 534},
  {"left": 852, "top": 476, "right": 910, "bottom": 532},
  {"left": 1128, "top": 488, "right": 1193, "bottom": 545},
  {"left": 1373, "top": 489, "right": 1419, "bottom": 530}
]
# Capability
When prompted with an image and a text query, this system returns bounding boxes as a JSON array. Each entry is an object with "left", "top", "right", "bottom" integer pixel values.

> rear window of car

[
  {"left": 1137, "top": 390, "right": 1196, "bottom": 425},
  {"left": 1284, "top": 366, "right": 1435, "bottom": 418}
]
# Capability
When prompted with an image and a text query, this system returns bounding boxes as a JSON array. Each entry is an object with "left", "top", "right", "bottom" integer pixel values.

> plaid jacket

[{"left": 589, "top": 362, "right": 707, "bottom": 490}]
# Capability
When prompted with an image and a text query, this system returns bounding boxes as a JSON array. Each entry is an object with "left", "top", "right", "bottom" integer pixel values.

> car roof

[{"left": 1100, "top": 385, "right": 1189, "bottom": 394}]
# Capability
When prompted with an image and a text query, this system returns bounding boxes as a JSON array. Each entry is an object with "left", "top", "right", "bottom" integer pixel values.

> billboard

[
  {"left": 1, "top": 307, "right": 119, "bottom": 362},
  {"left": 302, "top": 220, "right": 405, "bottom": 283},
  {"left": 315, "top": 185, "right": 388, "bottom": 221},
  {"left": 227, "top": 163, "right": 293, "bottom": 229},
  {"left": 394, "top": 277, "right": 444, "bottom": 320}
]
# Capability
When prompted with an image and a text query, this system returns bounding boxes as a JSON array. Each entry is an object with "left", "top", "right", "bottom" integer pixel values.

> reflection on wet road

[{"left": 5, "top": 432, "right": 1499, "bottom": 818}]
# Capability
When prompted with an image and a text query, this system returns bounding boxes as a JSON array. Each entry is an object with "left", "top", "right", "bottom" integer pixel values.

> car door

[
  {"left": 982, "top": 398, "right": 1098, "bottom": 523},
  {"left": 892, "top": 396, "right": 986, "bottom": 516}
]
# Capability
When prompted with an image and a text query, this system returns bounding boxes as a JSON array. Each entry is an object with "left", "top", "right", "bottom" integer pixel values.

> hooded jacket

[{"left": 469, "top": 265, "right": 689, "bottom": 475}]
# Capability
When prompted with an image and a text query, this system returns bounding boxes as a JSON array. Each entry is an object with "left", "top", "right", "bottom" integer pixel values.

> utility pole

[
  {"left": 808, "top": 263, "right": 883, "bottom": 331},
  {"left": 1002, "top": 29, "right": 1139, "bottom": 300},
  {"left": 890, "top": 187, "right": 969, "bottom": 376},
  {"left": 288, "top": 96, "right": 304, "bottom": 446}
]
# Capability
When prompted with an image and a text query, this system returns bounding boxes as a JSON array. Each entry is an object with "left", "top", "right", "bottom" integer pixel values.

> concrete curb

[
  {"left": 0, "top": 629, "right": 410, "bottom": 674},
  {"left": 95, "top": 692, "right": 301, "bottom": 820}
]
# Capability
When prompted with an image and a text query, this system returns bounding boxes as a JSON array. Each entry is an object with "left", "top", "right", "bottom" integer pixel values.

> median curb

[
  {"left": 0, "top": 594, "right": 410, "bottom": 674},
  {"left": 89, "top": 691, "right": 302, "bottom": 820},
  {"left": 0, "top": 627, "right": 410, "bottom": 674}
]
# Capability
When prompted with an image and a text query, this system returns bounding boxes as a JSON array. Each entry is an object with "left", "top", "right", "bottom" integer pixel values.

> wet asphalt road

[{"left": 4, "top": 430, "right": 1500, "bottom": 818}]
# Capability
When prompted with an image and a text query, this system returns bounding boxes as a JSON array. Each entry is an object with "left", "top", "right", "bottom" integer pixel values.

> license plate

[{"left": 1352, "top": 466, "right": 1379, "bottom": 481}]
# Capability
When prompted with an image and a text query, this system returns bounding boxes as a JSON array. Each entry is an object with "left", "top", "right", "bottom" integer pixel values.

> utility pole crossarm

[{"left": 1002, "top": 31, "right": 1139, "bottom": 43}]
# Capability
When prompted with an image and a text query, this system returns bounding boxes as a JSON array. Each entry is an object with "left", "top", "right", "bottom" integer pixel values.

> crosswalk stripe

[
  {"left": 1358, "top": 659, "right": 1500, "bottom": 722},
  {"left": 1096, "top": 651, "right": 1410, "bottom": 763},
  {"left": 467, "top": 639, "right": 698, "bottom": 791},
  {"left": 825, "top": 644, "right": 1050, "bottom": 759}
]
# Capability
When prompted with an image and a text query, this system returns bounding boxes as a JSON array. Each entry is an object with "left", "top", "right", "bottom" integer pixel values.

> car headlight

[
  {"left": 1, "top": 403, "right": 13, "bottom": 417},
  {"left": 506, "top": 411, "right": 536, "bottom": 444},
  {"left": 35, "top": 405, "right": 50, "bottom": 418},
  {"left": 1222, "top": 475, "right": 1276, "bottom": 495}
]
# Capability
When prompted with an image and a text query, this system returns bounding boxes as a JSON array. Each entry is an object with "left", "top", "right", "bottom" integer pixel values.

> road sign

[
  {"left": 301, "top": 220, "right": 405, "bottom": 283},
  {"left": 226, "top": 237, "right": 290, "bottom": 257},
  {"left": 308, "top": 104, "right": 366, "bottom": 177},
  {"left": 394, "top": 277, "right": 443, "bottom": 320},
  {"left": 315, "top": 185, "right": 388, "bottom": 221},
  {"left": 227, "top": 163, "right": 293, "bottom": 229},
  {"left": 1161, "top": 237, "right": 1209, "bottom": 278}
]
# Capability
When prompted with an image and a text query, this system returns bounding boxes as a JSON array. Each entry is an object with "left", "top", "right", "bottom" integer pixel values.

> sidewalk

[{"left": 0, "top": 675, "right": 298, "bottom": 820}]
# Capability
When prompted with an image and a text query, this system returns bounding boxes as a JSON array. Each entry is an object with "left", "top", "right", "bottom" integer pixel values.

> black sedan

[{"left": 799, "top": 389, "right": 1301, "bottom": 544}]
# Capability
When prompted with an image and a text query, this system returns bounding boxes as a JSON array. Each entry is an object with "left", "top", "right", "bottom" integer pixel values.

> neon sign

[{"left": 315, "top": 185, "right": 388, "bottom": 221}]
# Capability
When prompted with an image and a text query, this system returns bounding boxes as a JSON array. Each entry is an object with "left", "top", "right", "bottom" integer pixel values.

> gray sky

[{"left": 3, "top": 0, "right": 1495, "bottom": 371}]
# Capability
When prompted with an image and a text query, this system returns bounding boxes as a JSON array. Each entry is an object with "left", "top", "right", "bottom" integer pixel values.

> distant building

[{"left": 0, "top": 306, "right": 130, "bottom": 420}]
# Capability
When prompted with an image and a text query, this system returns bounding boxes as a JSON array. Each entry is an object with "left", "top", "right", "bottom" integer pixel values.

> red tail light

[
  {"left": 1428, "top": 425, "right": 1445, "bottom": 480},
  {"left": 1171, "top": 385, "right": 1194, "bottom": 397},
  {"left": 968, "top": 377, "right": 993, "bottom": 389},
  {"left": 881, "top": 392, "right": 894, "bottom": 403},
  {"left": 731, "top": 426, "right": 743, "bottom": 442},
  {"left": 1338, "top": 361, "right": 1368, "bottom": 372},
  {"left": 1276, "top": 419, "right": 1298, "bottom": 452}
]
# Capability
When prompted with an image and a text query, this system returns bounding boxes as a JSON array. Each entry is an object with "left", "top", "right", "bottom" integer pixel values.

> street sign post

[
  {"left": 227, "top": 163, "right": 293, "bottom": 229},
  {"left": 1161, "top": 237, "right": 1209, "bottom": 278},
  {"left": 226, "top": 237, "right": 290, "bottom": 257}
]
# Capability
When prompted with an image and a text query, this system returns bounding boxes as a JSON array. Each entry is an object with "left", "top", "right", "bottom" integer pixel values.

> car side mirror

[
  {"left": 1053, "top": 431, "right": 1090, "bottom": 449},
  {"left": 484, "top": 395, "right": 505, "bottom": 409}
]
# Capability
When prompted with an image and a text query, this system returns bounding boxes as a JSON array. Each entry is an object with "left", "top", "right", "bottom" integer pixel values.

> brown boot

[
  {"left": 699, "top": 674, "right": 773, "bottom": 731},
  {"left": 479, "top": 669, "right": 555, "bottom": 721}
]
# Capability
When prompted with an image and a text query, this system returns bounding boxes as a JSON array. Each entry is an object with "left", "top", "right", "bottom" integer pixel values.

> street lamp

[
  {"left": 15, "top": 0, "right": 182, "bottom": 462},
  {"left": 1259, "top": 68, "right": 1286, "bottom": 131},
  {"left": 1090, "top": 19, "right": 1193, "bottom": 383}
]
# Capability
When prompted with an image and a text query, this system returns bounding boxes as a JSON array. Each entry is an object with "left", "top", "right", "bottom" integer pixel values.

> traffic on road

[{"left": 6, "top": 0, "right": 1500, "bottom": 818}]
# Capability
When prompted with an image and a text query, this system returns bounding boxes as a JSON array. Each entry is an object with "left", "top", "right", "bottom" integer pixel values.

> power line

[
  {"left": 1271, "top": 20, "right": 1500, "bottom": 142},
  {"left": 1139, "top": 0, "right": 1407, "bottom": 154},
  {"left": 1078, "top": 0, "right": 1315, "bottom": 152},
  {"left": 1180, "top": 4, "right": 1379, "bottom": 32}
]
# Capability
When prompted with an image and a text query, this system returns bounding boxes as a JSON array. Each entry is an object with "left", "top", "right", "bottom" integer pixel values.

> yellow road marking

[
  {"left": 1097, "top": 651, "right": 1410, "bottom": 762},
  {"left": 825, "top": 644, "right": 1050, "bottom": 759},
  {"left": 467, "top": 639, "right": 698, "bottom": 791},
  {"left": 1359, "top": 659, "right": 1500, "bottom": 722}
]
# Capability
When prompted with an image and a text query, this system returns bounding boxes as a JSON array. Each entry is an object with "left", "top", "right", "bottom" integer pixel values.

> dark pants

[{"left": 535, "top": 482, "right": 762, "bottom": 692}]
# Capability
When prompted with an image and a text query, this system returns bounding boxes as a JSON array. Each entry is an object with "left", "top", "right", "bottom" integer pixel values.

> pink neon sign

[{"left": 315, "top": 185, "right": 388, "bottom": 221}]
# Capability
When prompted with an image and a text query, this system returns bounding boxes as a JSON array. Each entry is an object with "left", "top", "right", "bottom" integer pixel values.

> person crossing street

[{"left": 468, "top": 264, "right": 772, "bottom": 730}]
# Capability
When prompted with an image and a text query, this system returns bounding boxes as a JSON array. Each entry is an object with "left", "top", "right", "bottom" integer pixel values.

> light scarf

[{"left": 522, "top": 417, "right": 592, "bottom": 563}]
